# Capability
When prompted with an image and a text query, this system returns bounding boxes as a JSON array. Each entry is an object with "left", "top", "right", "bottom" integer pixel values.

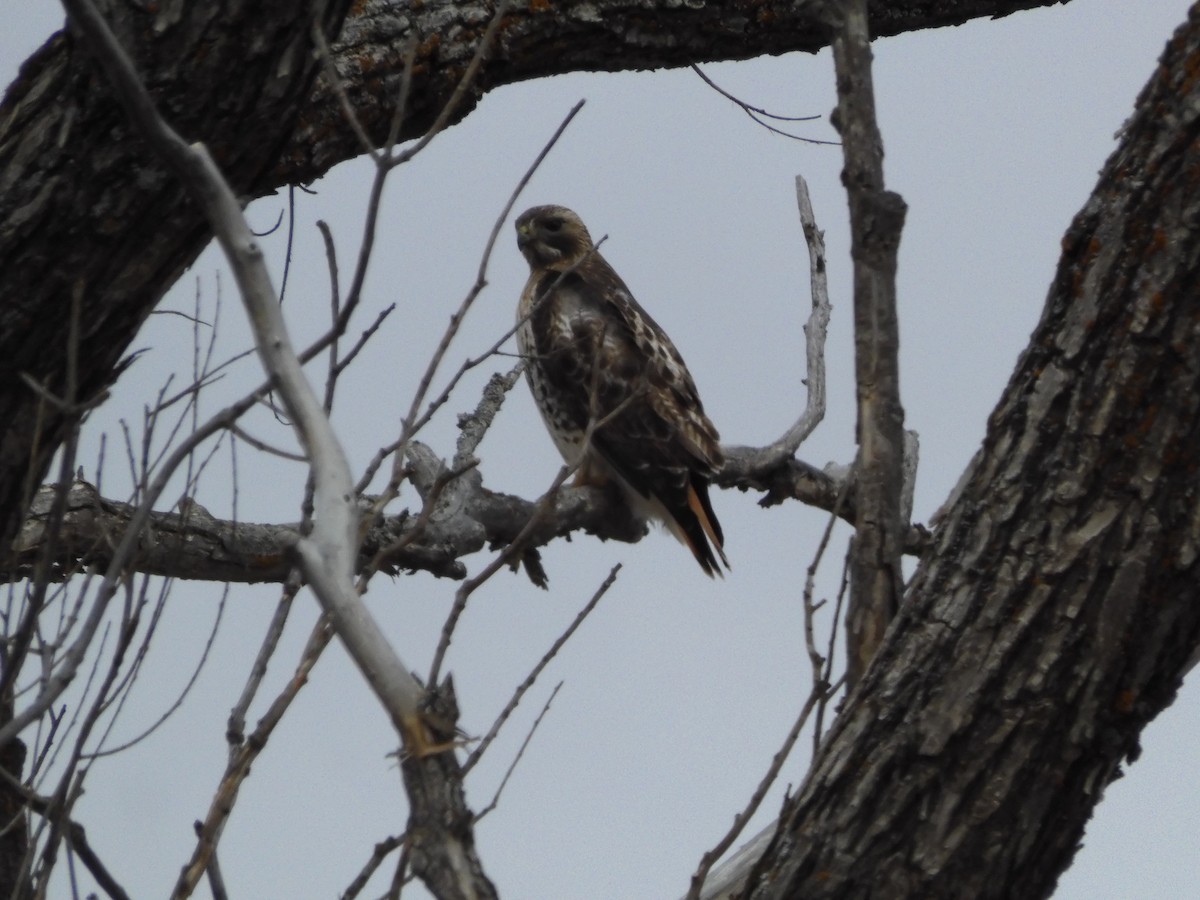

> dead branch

[
  {"left": 473, "top": 681, "right": 564, "bottom": 822},
  {"left": 723, "top": 174, "right": 833, "bottom": 471},
  {"left": 63, "top": 0, "right": 429, "bottom": 749},
  {"left": 462, "top": 567, "right": 620, "bottom": 776},
  {"left": 829, "top": 0, "right": 909, "bottom": 689}
]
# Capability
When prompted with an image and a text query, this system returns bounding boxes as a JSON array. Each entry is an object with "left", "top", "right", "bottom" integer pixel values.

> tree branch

[
  {"left": 742, "top": 10, "right": 1200, "bottom": 895},
  {"left": 723, "top": 174, "right": 832, "bottom": 471},
  {"left": 6, "top": 439, "right": 935, "bottom": 590},
  {"left": 0, "top": 0, "right": 1075, "bottom": 558},
  {"left": 830, "top": 0, "right": 909, "bottom": 689}
]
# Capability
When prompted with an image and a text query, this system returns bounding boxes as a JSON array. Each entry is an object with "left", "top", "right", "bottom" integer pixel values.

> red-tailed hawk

[{"left": 515, "top": 205, "right": 729, "bottom": 576}]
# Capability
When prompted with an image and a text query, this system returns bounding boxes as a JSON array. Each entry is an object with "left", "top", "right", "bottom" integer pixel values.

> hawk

[{"left": 514, "top": 205, "right": 730, "bottom": 576}]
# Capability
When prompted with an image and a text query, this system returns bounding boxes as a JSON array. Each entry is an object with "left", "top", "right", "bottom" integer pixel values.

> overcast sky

[{"left": 3, "top": 1, "right": 1198, "bottom": 898}]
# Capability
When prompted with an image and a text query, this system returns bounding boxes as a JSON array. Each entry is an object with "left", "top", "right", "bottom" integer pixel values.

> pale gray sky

[{"left": 2, "top": 2, "right": 1197, "bottom": 898}]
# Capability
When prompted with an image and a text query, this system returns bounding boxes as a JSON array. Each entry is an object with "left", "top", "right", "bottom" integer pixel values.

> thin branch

[
  {"left": 722, "top": 174, "right": 832, "bottom": 471},
  {"left": 427, "top": 384, "right": 637, "bottom": 686},
  {"left": 426, "top": 461, "right": 576, "bottom": 687},
  {"left": 473, "top": 681, "right": 564, "bottom": 821},
  {"left": 462, "top": 567, "right": 620, "bottom": 775},
  {"left": 814, "top": 552, "right": 851, "bottom": 746},
  {"left": 341, "top": 833, "right": 407, "bottom": 900},
  {"left": 225, "top": 579, "right": 302, "bottom": 751},
  {"left": 311, "top": 23, "right": 382, "bottom": 162},
  {"left": 804, "top": 482, "right": 851, "bottom": 756},
  {"left": 691, "top": 64, "right": 838, "bottom": 145},
  {"left": 173, "top": 617, "right": 333, "bottom": 900},
  {"left": 85, "top": 581, "right": 229, "bottom": 760},
  {"left": 198, "top": 825, "right": 230, "bottom": 900},
  {"left": 333, "top": 302, "right": 396, "bottom": 377},
  {"left": 61, "top": 818, "right": 131, "bottom": 900},
  {"left": 685, "top": 687, "right": 824, "bottom": 900},
  {"left": 323, "top": 40, "right": 415, "bottom": 329},
  {"left": 225, "top": 424, "right": 307, "bottom": 462},
  {"left": 390, "top": 0, "right": 511, "bottom": 168}
]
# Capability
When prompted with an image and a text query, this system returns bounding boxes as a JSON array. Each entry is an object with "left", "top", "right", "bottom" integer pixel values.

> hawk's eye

[{"left": 543, "top": 218, "right": 563, "bottom": 233}]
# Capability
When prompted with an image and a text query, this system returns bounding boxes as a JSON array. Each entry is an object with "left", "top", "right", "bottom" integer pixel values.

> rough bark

[
  {"left": 0, "top": 0, "right": 1071, "bottom": 560},
  {"left": 744, "top": 8, "right": 1200, "bottom": 898},
  {"left": 0, "top": 0, "right": 1115, "bottom": 894},
  {"left": 400, "top": 678, "right": 499, "bottom": 900},
  {"left": 0, "top": 1, "right": 356, "bottom": 895},
  {"left": 0, "top": 0, "right": 353, "bottom": 548},
  {"left": 5, "top": 446, "right": 932, "bottom": 590}
]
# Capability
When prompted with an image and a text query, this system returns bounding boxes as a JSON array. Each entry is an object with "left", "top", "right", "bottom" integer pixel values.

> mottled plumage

[{"left": 514, "top": 205, "right": 729, "bottom": 576}]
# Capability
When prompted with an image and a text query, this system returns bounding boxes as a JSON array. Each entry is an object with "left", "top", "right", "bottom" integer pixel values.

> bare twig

[
  {"left": 334, "top": 302, "right": 396, "bottom": 377},
  {"left": 426, "top": 461, "right": 576, "bottom": 687},
  {"left": 390, "top": 1, "right": 511, "bottom": 168},
  {"left": 196, "top": 821, "right": 230, "bottom": 900},
  {"left": 685, "top": 688, "right": 824, "bottom": 900},
  {"left": 174, "top": 617, "right": 333, "bottom": 899},
  {"left": 683, "top": 487, "right": 849, "bottom": 900},
  {"left": 341, "top": 833, "right": 407, "bottom": 900},
  {"left": 463, "top": 567, "right": 620, "bottom": 775},
  {"left": 226, "top": 579, "right": 302, "bottom": 751},
  {"left": 427, "top": 385, "right": 637, "bottom": 686},
  {"left": 723, "top": 174, "right": 832, "bottom": 471},
  {"left": 86, "top": 580, "right": 229, "bottom": 759},
  {"left": 691, "top": 64, "right": 836, "bottom": 145},
  {"left": 225, "top": 424, "right": 307, "bottom": 462},
  {"left": 15, "top": 794, "right": 134, "bottom": 900},
  {"left": 803, "top": 483, "right": 850, "bottom": 757},
  {"left": 311, "top": 23, "right": 381, "bottom": 161},
  {"left": 473, "top": 681, "right": 564, "bottom": 820},
  {"left": 814, "top": 553, "right": 851, "bottom": 746}
]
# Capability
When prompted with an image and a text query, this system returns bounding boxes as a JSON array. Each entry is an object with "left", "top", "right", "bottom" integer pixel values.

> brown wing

[{"left": 526, "top": 253, "right": 729, "bottom": 575}]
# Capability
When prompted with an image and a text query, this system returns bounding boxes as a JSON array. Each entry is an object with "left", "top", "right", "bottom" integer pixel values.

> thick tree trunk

[
  {"left": 0, "top": 0, "right": 1111, "bottom": 895},
  {"left": 0, "top": 0, "right": 353, "bottom": 548},
  {"left": 744, "top": 9, "right": 1200, "bottom": 898}
]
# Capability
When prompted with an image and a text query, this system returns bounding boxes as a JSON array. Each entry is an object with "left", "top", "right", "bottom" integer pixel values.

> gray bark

[
  {"left": 0, "top": 0, "right": 1073, "bottom": 558},
  {"left": 827, "top": 0, "right": 909, "bottom": 688},
  {"left": 744, "top": 8, "right": 1200, "bottom": 897}
]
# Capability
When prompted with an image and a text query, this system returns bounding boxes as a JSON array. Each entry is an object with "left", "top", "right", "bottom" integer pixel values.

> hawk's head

[{"left": 515, "top": 205, "right": 593, "bottom": 271}]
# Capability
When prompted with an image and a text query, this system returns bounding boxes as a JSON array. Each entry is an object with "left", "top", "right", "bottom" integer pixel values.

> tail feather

[{"left": 680, "top": 480, "right": 729, "bottom": 578}]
